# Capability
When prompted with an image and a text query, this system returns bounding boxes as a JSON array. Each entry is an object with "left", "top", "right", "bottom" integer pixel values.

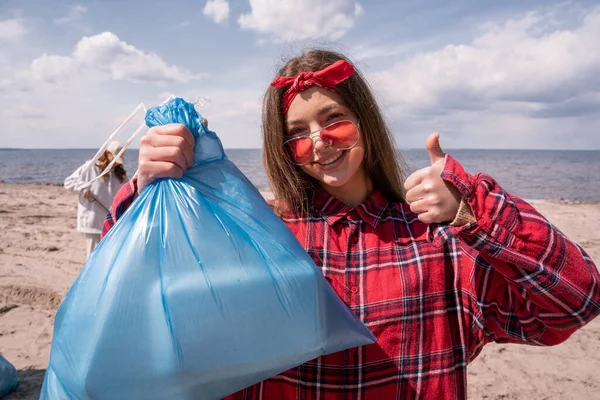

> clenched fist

[{"left": 136, "top": 123, "right": 197, "bottom": 194}]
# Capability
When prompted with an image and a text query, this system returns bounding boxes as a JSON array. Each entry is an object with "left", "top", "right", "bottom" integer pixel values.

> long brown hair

[
  {"left": 96, "top": 151, "right": 127, "bottom": 184},
  {"left": 262, "top": 49, "right": 408, "bottom": 215}
]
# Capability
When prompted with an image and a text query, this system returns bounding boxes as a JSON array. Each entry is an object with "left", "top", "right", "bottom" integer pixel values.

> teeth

[{"left": 320, "top": 152, "right": 343, "bottom": 165}]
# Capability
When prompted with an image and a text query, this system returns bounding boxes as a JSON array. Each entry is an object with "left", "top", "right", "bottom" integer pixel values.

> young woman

[
  {"left": 102, "top": 50, "right": 600, "bottom": 399},
  {"left": 65, "top": 140, "right": 127, "bottom": 258}
]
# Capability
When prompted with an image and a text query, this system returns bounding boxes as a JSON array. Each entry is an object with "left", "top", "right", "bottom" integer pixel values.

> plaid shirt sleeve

[
  {"left": 101, "top": 177, "right": 138, "bottom": 239},
  {"left": 431, "top": 155, "right": 600, "bottom": 348}
]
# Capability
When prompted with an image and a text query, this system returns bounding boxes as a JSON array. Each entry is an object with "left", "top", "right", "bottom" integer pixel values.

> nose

[
  {"left": 310, "top": 125, "right": 332, "bottom": 154},
  {"left": 312, "top": 134, "right": 329, "bottom": 152}
]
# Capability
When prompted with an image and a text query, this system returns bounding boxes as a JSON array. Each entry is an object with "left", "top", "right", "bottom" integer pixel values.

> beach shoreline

[{"left": 1, "top": 182, "right": 599, "bottom": 399}]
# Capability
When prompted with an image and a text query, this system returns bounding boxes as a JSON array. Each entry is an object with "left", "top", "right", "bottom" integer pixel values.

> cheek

[
  {"left": 348, "top": 135, "right": 366, "bottom": 163},
  {"left": 347, "top": 146, "right": 365, "bottom": 171}
]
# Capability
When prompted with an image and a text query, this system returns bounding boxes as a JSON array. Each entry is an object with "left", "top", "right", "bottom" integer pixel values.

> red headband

[{"left": 270, "top": 59, "right": 355, "bottom": 114}]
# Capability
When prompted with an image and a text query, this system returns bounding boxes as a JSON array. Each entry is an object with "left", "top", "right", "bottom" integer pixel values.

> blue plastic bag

[
  {"left": 41, "top": 98, "right": 375, "bottom": 399},
  {"left": 0, "top": 354, "right": 19, "bottom": 397}
]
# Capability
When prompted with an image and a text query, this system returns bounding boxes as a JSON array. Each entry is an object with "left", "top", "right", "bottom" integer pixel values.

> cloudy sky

[{"left": 1, "top": 0, "right": 599, "bottom": 150}]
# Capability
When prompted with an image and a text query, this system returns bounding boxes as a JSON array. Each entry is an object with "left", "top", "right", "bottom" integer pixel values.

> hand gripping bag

[{"left": 41, "top": 98, "right": 375, "bottom": 400}]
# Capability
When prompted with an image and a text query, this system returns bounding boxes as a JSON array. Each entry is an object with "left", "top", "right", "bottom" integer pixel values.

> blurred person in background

[{"left": 64, "top": 140, "right": 127, "bottom": 258}]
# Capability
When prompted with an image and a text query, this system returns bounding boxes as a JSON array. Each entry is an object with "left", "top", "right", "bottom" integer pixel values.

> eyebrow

[{"left": 286, "top": 103, "right": 344, "bottom": 127}]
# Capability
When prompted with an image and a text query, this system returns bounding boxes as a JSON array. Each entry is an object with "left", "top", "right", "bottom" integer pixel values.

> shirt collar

[{"left": 312, "top": 188, "right": 389, "bottom": 228}]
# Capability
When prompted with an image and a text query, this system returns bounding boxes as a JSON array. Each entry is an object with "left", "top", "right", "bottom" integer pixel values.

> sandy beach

[{"left": 1, "top": 182, "right": 599, "bottom": 400}]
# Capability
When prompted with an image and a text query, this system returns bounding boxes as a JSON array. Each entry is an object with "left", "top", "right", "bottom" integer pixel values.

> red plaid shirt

[{"left": 102, "top": 155, "right": 600, "bottom": 399}]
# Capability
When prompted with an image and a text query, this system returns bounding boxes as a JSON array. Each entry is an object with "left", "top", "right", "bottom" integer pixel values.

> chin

[
  {"left": 319, "top": 174, "right": 352, "bottom": 188},
  {"left": 307, "top": 166, "right": 365, "bottom": 192},
  {"left": 303, "top": 165, "right": 355, "bottom": 188}
]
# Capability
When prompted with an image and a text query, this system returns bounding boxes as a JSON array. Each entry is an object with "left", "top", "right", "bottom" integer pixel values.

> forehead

[{"left": 286, "top": 86, "right": 346, "bottom": 124}]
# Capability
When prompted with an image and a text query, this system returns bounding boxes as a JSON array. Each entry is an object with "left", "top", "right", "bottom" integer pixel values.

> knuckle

[
  {"left": 157, "top": 124, "right": 181, "bottom": 136},
  {"left": 167, "top": 163, "right": 182, "bottom": 177},
  {"left": 138, "top": 148, "right": 152, "bottom": 161},
  {"left": 427, "top": 194, "right": 440, "bottom": 205},
  {"left": 148, "top": 126, "right": 163, "bottom": 137},
  {"left": 423, "top": 182, "right": 434, "bottom": 192},
  {"left": 174, "top": 123, "right": 188, "bottom": 135},
  {"left": 175, "top": 136, "right": 186, "bottom": 148},
  {"left": 167, "top": 163, "right": 178, "bottom": 173},
  {"left": 140, "top": 135, "right": 150, "bottom": 145},
  {"left": 138, "top": 160, "right": 150, "bottom": 171},
  {"left": 170, "top": 147, "right": 182, "bottom": 159}
]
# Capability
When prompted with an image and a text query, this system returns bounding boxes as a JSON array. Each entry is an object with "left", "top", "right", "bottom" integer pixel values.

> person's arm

[
  {"left": 64, "top": 162, "right": 91, "bottom": 193},
  {"left": 101, "top": 177, "right": 139, "bottom": 238},
  {"left": 432, "top": 155, "right": 600, "bottom": 350}
]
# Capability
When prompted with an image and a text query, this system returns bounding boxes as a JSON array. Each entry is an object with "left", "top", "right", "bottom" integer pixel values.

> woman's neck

[{"left": 322, "top": 170, "right": 373, "bottom": 208}]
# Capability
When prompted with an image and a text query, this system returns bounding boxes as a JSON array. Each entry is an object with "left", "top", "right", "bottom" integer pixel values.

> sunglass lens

[
  {"left": 287, "top": 137, "right": 313, "bottom": 164},
  {"left": 321, "top": 121, "right": 358, "bottom": 149}
]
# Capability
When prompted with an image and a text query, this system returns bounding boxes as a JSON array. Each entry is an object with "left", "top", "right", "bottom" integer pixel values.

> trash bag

[
  {"left": 0, "top": 354, "right": 19, "bottom": 397},
  {"left": 41, "top": 98, "right": 375, "bottom": 400}
]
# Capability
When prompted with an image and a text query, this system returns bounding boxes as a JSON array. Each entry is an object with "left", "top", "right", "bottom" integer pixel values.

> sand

[{"left": 0, "top": 182, "right": 599, "bottom": 399}]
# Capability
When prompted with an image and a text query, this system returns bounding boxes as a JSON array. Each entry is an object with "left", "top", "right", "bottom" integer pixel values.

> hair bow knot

[{"left": 270, "top": 60, "right": 354, "bottom": 114}]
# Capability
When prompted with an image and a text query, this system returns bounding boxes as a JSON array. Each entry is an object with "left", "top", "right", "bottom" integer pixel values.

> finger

[
  {"left": 203, "top": 118, "right": 208, "bottom": 129},
  {"left": 144, "top": 134, "right": 194, "bottom": 168},
  {"left": 151, "top": 124, "right": 195, "bottom": 149},
  {"left": 416, "top": 210, "right": 438, "bottom": 225},
  {"left": 144, "top": 146, "right": 188, "bottom": 174},
  {"left": 409, "top": 199, "right": 428, "bottom": 215},
  {"left": 425, "top": 132, "right": 445, "bottom": 165},
  {"left": 405, "top": 186, "right": 426, "bottom": 204},
  {"left": 403, "top": 169, "right": 426, "bottom": 192},
  {"left": 139, "top": 161, "right": 184, "bottom": 181}
]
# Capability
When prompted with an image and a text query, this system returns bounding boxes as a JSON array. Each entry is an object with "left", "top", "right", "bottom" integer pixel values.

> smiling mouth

[{"left": 315, "top": 151, "right": 344, "bottom": 166}]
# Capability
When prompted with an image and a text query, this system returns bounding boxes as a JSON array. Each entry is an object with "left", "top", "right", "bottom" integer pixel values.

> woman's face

[{"left": 285, "top": 86, "right": 368, "bottom": 193}]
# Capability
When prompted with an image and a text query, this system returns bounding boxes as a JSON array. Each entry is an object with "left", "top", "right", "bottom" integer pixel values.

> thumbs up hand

[{"left": 403, "top": 133, "right": 462, "bottom": 224}]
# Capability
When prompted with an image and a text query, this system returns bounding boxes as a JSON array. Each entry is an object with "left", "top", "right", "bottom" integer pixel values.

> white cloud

[
  {"left": 370, "top": 6, "right": 600, "bottom": 119},
  {"left": 54, "top": 5, "right": 87, "bottom": 25},
  {"left": 238, "top": 0, "right": 363, "bottom": 42},
  {"left": 0, "top": 18, "right": 27, "bottom": 40},
  {"left": 26, "top": 32, "right": 200, "bottom": 84},
  {"left": 203, "top": 0, "right": 229, "bottom": 24},
  {"left": 30, "top": 54, "right": 78, "bottom": 82}
]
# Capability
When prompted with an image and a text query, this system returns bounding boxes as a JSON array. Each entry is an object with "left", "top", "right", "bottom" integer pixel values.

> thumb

[{"left": 425, "top": 132, "right": 445, "bottom": 165}]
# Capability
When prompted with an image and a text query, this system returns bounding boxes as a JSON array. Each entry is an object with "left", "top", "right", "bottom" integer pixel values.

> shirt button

[{"left": 351, "top": 286, "right": 359, "bottom": 293}]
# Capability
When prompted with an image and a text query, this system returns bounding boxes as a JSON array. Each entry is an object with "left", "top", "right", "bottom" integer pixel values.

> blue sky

[{"left": 1, "top": 0, "right": 599, "bottom": 150}]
